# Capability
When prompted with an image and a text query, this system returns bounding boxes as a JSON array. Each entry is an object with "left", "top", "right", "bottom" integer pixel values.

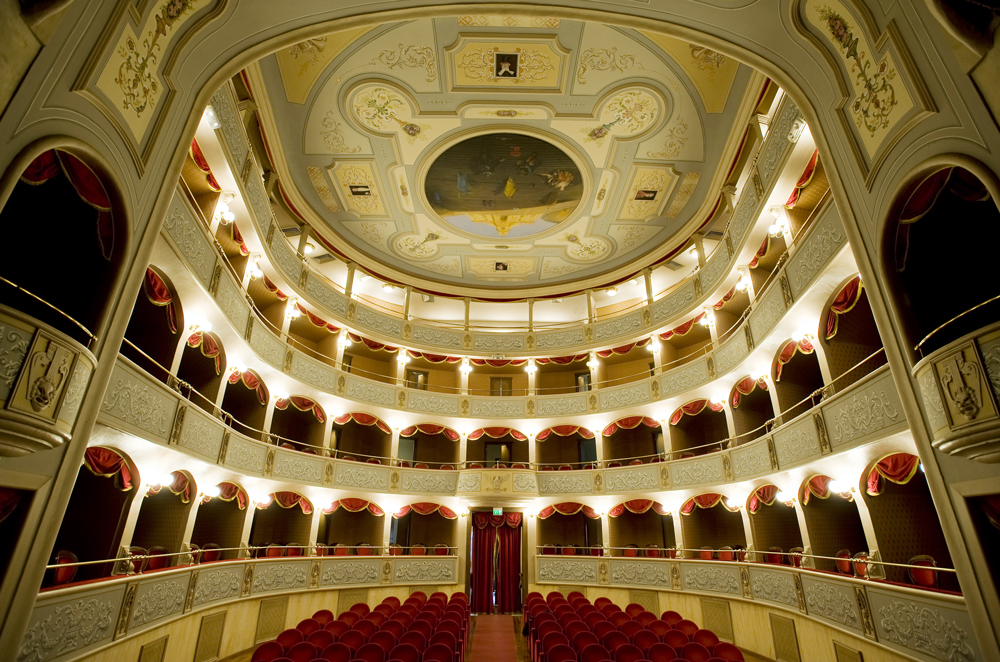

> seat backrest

[
  {"left": 580, "top": 643, "right": 613, "bottom": 662},
  {"left": 286, "top": 641, "right": 318, "bottom": 662},
  {"left": 276, "top": 628, "right": 303, "bottom": 649},
  {"left": 571, "top": 631, "right": 600, "bottom": 653},
  {"left": 353, "top": 619, "right": 377, "bottom": 638},
  {"left": 351, "top": 602, "right": 371, "bottom": 616},
  {"left": 369, "top": 630, "right": 397, "bottom": 653},
  {"left": 602, "top": 629, "right": 629, "bottom": 651},
  {"left": 647, "top": 643, "right": 678, "bottom": 662},
  {"left": 313, "top": 609, "right": 334, "bottom": 625},
  {"left": 324, "top": 621, "right": 349, "bottom": 638},
  {"left": 565, "top": 620, "right": 589, "bottom": 639},
  {"left": 661, "top": 610, "right": 682, "bottom": 626},
  {"left": 610, "top": 611, "right": 630, "bottom": 627},
  {"left": 354, "top": 642, "right": 386, "bottom": 662},
  {"left": 541, "top": 631, "right": 570, "bottom": 653},
  {"left": 319, "top": 642, "right": 352, "bottom": 662},
  {"left": 338, "top": 630, "right": 366, "bottom": 652},
  {"left": 296, "top": 618, "right": 320, "bottom": 635},
  {"left": 250, "top": 640, "right": 283, "bottom": 662},
  {"left": 593, "top": 620, "right": 616, "bottom": 639},
  {"left": 423, "top": 643, "right": 455, "bottom": 662},
  {"left": 664, "top": 629, "right": 690, "bottom": 649},
  {"left": 620, "top": 620, "right": 643, "bottom": 638},
  {"left": 712, "top": 642, "right": 745, "bottom": 662},
  {"left": 337, "top": 611, "right": 360, "bottom": 626},
  {"left": 52, "top": 550, "right": 78, "bottom": 586},
  {"left": 681, "top": 641, "right": 712, "bottom": 662},
  {"left": 365, "top": 612, "right": 386, "bottom": 627},
  {"left": 633, "top": 629, "right": 660, "bottom": 652},
  {"left": 388, "top": 643, "right": 421, "bottom": 662},
  {"left": 835, "top": 549, "right": 853, "bottom": 574},
  {"left": 584, "top": 611, "right": 607, "bottom": 627},
  {"left": 908, "top": 555, "right": 938, "bottom": 587},
  {"left": 429, "top": 630, "right": 457, "bottom": 651},
  {"left": 636, "top": 611, "right": 657, "bottom": 626},
  {"left": 648, "top": 619, "right": 671, "bottom": 637},
  {"left": 614, "top": 643, "right": 644, "bottom": 662},
  {"left": 307, "top": 628, "right": 334, "bottom": 649},
  {"left": 693, "top": 629, "right": 719, "bottom": 648},
  {"left": 407, "top": 619, "right": 432, "bottom": 640},
  {"left": 400, "top": 629, "right": 427, "bottom": 651},
  {"left": 546, "top": 643, "right": 577, "bottom": 662},
  {"left": 676, "top": 619, "right": 699, "bottom": 636}
]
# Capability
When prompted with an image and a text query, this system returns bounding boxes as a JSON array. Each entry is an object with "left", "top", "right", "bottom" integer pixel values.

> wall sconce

[
  {"left": 526, "top": 359, "right": 536, "bottom": 375},
  {"left": 248, "top": 255, "right": 264, "bottom": 280},
  {"left": 213, "top": 191, "right": 236, "bottom": 225},
  {"left": 606, "top": 287, "right": 618, "bottom": 297},
  {"left": 273, "top": 391, "right": 289, "bottom": 402},
  {"left": 699, "top": 307, "right": 715, "bottom": 328},
  {"left": 202, "top": 485, "right": 221, "bottom": 499},
  {"left": 338, "top": 334, "right": 352, "bottom": 349},
  {"left": 286, "top": 299, "right": 301, "bottom": 320},
  {"left": 587, "top": 352, "right": 599, "bottom": 370},
  {"left": 382, "top": 282, "right": 395, "bottom": 293},
  {"left": 736, "top": 267, "right": 751, "bottom": 292},
  {"left": 397, "top": 352, "right": 409, "bottom": 366},
  {"left": 203, "top": 105, "right": 221, "bottom": 129},
  {"left": 460, "top": 358, "right": 471, "bottom": 375}
]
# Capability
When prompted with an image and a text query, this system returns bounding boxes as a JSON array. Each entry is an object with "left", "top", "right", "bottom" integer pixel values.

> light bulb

[
  {"left": 204, "top": 485, "right": 221, "bottom": 498},
  {"left": 338, "top": 335, "right": 352, "bottom": 349},
  {"left": 382, "top": 282, "right": 395, "bottom": 292},
  {"left": 752, "top": 368, "right": 768, "bottom": 381},
  {"left": 829, "top": 479, "right": 848, "bottom": 493},
  {"left": 606, "top": 287, "right": 617, "bottom": 296},
  {"left": 791, "top": 330, "right": 804, "bottom": 342},
  {"left": 222, "top": 210, "right": 235, "bottom": 223},
  {"left": 203, "top": 105, "right": 221, "bottom": 129},
  {"left": 776, "top": 491, "right": 791, "bottom": 503},
  {"left": 768, "top": 223, "right": 782, "bottom": 237},
  {"left": 157, "top": 472, "right": 175, "bottom": 488},
  {"left": 250, "top": 266, "right": 263, "bottom": 279},
  {"left": 304, "top": 243, "right": 315, "bottom": 254},
  {"left": 190, "top": 319, "right": 212, "bottom": 333},
  {"left": 255, "top": 492, "right": 272, "bottom": 505},
  {"left": 397, "top": 353, "right": 409, "bottom": 365},
  {"left": 274, "top": 391, "right": 289, "bottom": 401}
]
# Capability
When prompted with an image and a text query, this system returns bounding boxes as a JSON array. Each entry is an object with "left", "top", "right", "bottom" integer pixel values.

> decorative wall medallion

[
  {"left": 484, "top": 472, "right": 510, "bottom": 493},
  {"left": 934, "top": 343, "right": 996, "bottom": 427}
]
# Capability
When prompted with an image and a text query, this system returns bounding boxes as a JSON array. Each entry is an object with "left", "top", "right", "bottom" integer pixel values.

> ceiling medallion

[{"left": 423, "top": 132, "right": 584, "bottom": 240}]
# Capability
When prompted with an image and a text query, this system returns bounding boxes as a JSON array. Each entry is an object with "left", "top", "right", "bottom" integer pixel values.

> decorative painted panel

[
  {"left": 786, "top": 204, "right": 846, "bottom": 299},
  {"left": 599, "top": 382, "right": 650, "bottom": 410},
  {"left": 714, "top": 332, "right": 748, "bottom": 377},
  {"left": 251, "top": 562, "right": 309, "bottom": 594},
  {"left": 406, "top": 391, "right": 460, "bottom": 415},
  {"left": 320, "top": 559, "right": 381, "bottom": 586},
  {"left": 602, "top": 465, "right": 660, "bottom": 493},
  {"left": 412, "top": 325, "right": 463, "bottom": 349},
  {"left": 392, "top": 558, "right": 458, "bottom": 584},
  {"left": 536, "top": 557, "right": 599, "bottom": 584},
  {"left": 345, "top": 375, "right": 395, "bottom": 407},
  {"left": 271, "top": 450, "right": 325, "bottom": 484},
  {"left": 248, "top": 321, "right": 285, "bottom": 369},
  {"left": 749, "top": 568, "right": 798, "bottom": 608},
  {"left": 536, "top": 394, "right": 587, "bottom": 416},
  {"left": 669, "top": 454, "right": 726, "bottom": 488},
  {"left": 19, "top": 584, "right": 125, "bottom": 662},
  {"left": 535, "top": 328, "right": 585, "bottom": 350},
  {"left": 290, "top": 353, "right": 340, "bottom": 393},
  {"left": 472, "top": 333, "right": 525, "bottom": 352},
  {"left": 399, "top": 470, "right": 459, "bottom": 493},
  {"left": 355, "top": 306, "right": 403, "bottom": 337},
  {"left": 681, "top": 564, "right": 741, "bottom": 595},
  {"left": 178, "top": 406, "right": 225, "bottom": 462},
  {"left": 129, "top": 575, "right": 188, "bottom": 632},
  {"left": 749, "top": 285, "right": 787, "bottom": 343},
  {"left": 222, "top": 434, "right": 267, "bottom": 474},
  {"left": 866, "top": 586, "right": 981, "bottom": 662},
  {"left": 469, "top": 397, "right": 524, "bottom": 417},
  {"left": 822, "top": 368, "right": 905, "bottom": 448},
  {"left": 730, "top": 440, "right": 773, "bottom": 479},
  {"left": 660, "top": 358, "right": 710, "bottom": 399},
  {"left": 100, "top": 362, "right": 176, "bottom": 442},
  {"left": 595, "top": 312, "right": 644, "bottom": 343},
  {"left": 163, "top": 189, "right": 215, "bottom": 286},
  {"left": 609, "top": 560, "right": 671, "bottom": 588},
  {"left": 192, "top": 567, "right": 242, "bottom": 607},
  {"left": 773, "top": 417, "right": 822, "bottom": 467},
  {"left": 538, "top": 472, "right": 593, "bottom": 495},
  {"left": 651, "top": 280, "right": 697, "bottom": 325},
  {"left": 800, "top": 575, "right": 862, "bottom": 632},
  {"left": 215, "top": 274, "right": 250, "bottom": 333},
  {"left": 334, "top": 461, "right": 390, "bottom": 490}
]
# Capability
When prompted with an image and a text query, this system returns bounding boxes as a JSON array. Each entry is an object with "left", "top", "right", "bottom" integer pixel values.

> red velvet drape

[
  {"left": 295, "top": 303, "right": 339, "bottom": 332},
  {"left": 714, "top": 285, "right": 737, "bottom": 310},
  {"left": 347, "top": 332, "right": 399, "bottom": 353},
  {"left": 536, "top": 425, "right": 595, "bottom": 440},
  {"left": 400, "top": 424, "right": 460, "bottom": 441},
  {"left": 468, "top": 427, "right": 527, "bottom": 441},
  {"left": 731, "top": 376, "right": 768, "bottom": 408},
  {"left": 749, "top": 485, "right": 778, "bottom": 512},
  {"left": 826, "top": 277, "right": 864, "bottom": 339},
  {"left": 775, "top": 339, "right": 815, "bottom": 380},
  {"left": 470, "top": 358, "right": 527, "bottom": 367},
  {"left": 659, "top": 313, "right": 706, "bottom": 341},
  {"left": 535, "top": 354, "right": 588, "bottom": 365},
  {"left": 144, "top": 268, "right": 178, "bottom": 333},
  {"left": 471, "top": 516, "right": 497, "bottom": 613},
  {"left": 785, "top": 149, "right": 819, "bottom": 209},
  {"left": 407, "top": 351, "right": 462, "bottom": 363},
  {"left": 749, "top": 236, "right": 770, "bottom": 268},
  {"left": 262, "top": 274, "right": 287, "bottom": 300},
  {"left": 213, "top": 482, "right": 247, "bottom": 509},
  {"left": 866, "top": 453, "right": 921, "bottom": 495},
  {"left": 471, "top": 512, "right": 521, "bottom": 614},
  {"left": 0, "top": 488, "right": 22, "bottom": 524},
  {"left": 670, "top": 399, "right": 724, "bottom": 425},
  {"left": 596, "top": 337, "right": 651, "bottom": 358},
  {"left": 189, "top": 139, "right": 221, "bottom": 191},
  {"left": 83, "top": 447, "right": 133, "bottom": 490}
]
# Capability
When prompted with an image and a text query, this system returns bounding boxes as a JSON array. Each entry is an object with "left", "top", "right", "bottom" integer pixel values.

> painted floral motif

[
  {"left": 818, "top": 7, "right": 898, "bottom": 137},
  {"left": 320, "top": 113, "right": 361, "bottom": 154},
  {"left": 354, "top": 88, "right": 407, "bottom": 130},
  {"left": 372, "top": 44, "right": 437, "bottom": 82},
  {"left": 288, "top": 38, "right": 328, "bottom": 74},
  {"left": 646, "top": 117, "right": 689, "bottom": 159},
  {"left": 563, "top": 234, "right": 608, "bottom": 261},
  {"left": 577, "top": 47, "right": 639, "bottom": 84},
  {"left": 690, "top": 45, "right": 728, "bottom": 76},
  {"left": 397, "top": 232, "right": 442, "bottom": 258}
]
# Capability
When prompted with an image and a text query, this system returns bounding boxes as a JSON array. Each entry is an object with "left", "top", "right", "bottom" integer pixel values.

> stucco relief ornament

[
  {"left": 818, "top": 7, "right": 897, "bottom": 136},
  {"left": 26, "top": 341, "right": 69, "bottom": 413},
  {"left": 371, "top": 44, "right": 437, "bottom": 82},
  {"left": 941, "top": 353, "right": 984, "bottom": 421},
  {"left": 563, "top": 234, "right": 608, "bottom": 261},
  {"left": 646, "top": 118, "right": 689, "bottom": 159},
  {"left": 397, "top": 232, "right": 442, "bottom": 258},
  {"left": 288, "top": 38, "right": 328, "bottom": 69}
]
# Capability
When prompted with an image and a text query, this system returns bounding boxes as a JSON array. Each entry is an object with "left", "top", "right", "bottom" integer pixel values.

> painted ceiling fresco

[{"left": 251, "top": 16, "right": 756, "bottom": 289}]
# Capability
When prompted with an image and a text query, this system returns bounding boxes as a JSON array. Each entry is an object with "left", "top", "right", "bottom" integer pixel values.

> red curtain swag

[
  {"left": 473, "top": 512, "right": 522, "bottom": 528},
  {"left": 148, "top": 471, "right": 191, "bottom": 503},
  {"left": 393, "top": 503, "right": 458, "bottom": 519},
  {"left": 207, "top": 482, "right": 247, "bottom": 509},
  {"left": 748, "top": 485, "right": 779, "bottom": 513},
  {"left": 659, "top": 313, "right": 706, "bottom": 341},
  {"left": 333, "top": 412, "right": 392, "bottom": 434},
  {"left": 262, "top": 275, "right": 288, "bottom": 301},
  {"left": 608, "top": 500, "right": 669, "bottom": 517},
  {"left": 275, "top": 396, "right": 326, "bottom": 423},
  {"left": 749, "top": 236, "right": 770, "bottom": 269},
  {"left": 21, "top": 150, "right": 114, "bottom": 260},
  {"left": 230, "top": 223, "right": 250, "bottom": 256},
  {"left": 536, "top": 425, "right": 595, "bottom": 441},
  {"left": 670, "top": 399, "right": 724, "bottom": 425},
  {"left": 0, "top": 488, "right": 21, "bottom": 524},
  {"left": 802, "top": 475, "right": 852, "bottom": 505},
  {"left": 189, "top": 139, "right": 221, "bottom": 191},
  {"left": 347, "top": 332, "right": 399, "bottom": 353},
  {"left": 680, "top": 493, "right": 738, "bottom": 515},
  {"left": 596, "top": 337, "right": 651, "bottom": 358},
  {"left": 775, "top": 339, "right": 815, "bottom": 381},
  {"left": 982, "top": 496, "right": 1000, "bottom": 531},
  {"left": 470, "top": 358, "right": 527, "bottom": 367},
  {"left": 187, "top": 331, "right": 223, "bottom": 374},
  {"left": 259, "top": 491, "right": 312, "bottom": 514},
  {"left": 866, "top": 453, "right": 921, "bottom": 496},
  {"left": 227, "top": 370, "right": 268, "bottom": 405},
  {"left": 293, "top": 303, "right": 338, "bottom": 332},
  {"left": 471, "top": 512, "right": 522, "bottom": 613},
  {"left": 83, "top": 446, "right": 133, "bottom": 490},
  {"left": 785, "top": 149, "right": 819, "bottom": 209},
  {"left": 144, "top": 268, "right": 178, "bottom": 334},
  {"left": 400, "top": 424, "right": 460, "bottom": 441},
  {"left": 602, "top": 416, "right": 659, "bottom": 437},
  {"left": 535, "top": 354, "right": 589, "bottom": 365},
  {"left": 406, "top": 351, "right": 461, "bottom": 363},
  {"left": 468, "top": 427, "right": 527, "bottom": 441},
  {"left": 731, "top": 376, "right": 768, "bottom": 408},
  {"left": 826, "top": 277, "right": 864, "bottom": 339},
  {"left": 714, "top": 285, "right": 737, "bottom": 310},
  {"left": 536, "top": 502, "right": 599, "bottom": 519},
  {"left": 325, "top": 498, "right": 384, "bottom": 516}
]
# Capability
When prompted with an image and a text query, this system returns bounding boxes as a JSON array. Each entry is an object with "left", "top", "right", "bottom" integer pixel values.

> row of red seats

[
  {"left": 525, "top": 591, "right": 745, "bottom": 662},
  {"left": 251, "top": 590, "right": 469, "bottom": 662}
]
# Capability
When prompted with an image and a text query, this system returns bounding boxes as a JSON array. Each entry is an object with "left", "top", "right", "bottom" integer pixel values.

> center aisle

[{"left": 468, "top": 615, "right": 519, "bottom": 662}]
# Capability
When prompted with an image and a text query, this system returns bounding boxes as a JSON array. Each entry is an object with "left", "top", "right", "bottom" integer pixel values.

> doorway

[{"left": 470, "top": 512, "right": 522, "bottom": 614}]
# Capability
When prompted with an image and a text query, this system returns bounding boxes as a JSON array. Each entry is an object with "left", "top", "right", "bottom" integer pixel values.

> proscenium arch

[{"left": 127, "top": 2, "right": 858, "bottom": 303}]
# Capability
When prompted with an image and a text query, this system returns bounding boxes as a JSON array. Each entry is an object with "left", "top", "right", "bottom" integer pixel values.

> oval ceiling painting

[{"left": 424, "top": 133, "right": 583, "bottom": 239}]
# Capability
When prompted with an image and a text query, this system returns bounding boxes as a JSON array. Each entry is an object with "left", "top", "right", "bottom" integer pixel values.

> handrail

[
  {"left": 914, "top": 293, "right": 1000, "bottom": 357},
  {"left": 0, "top": 275, "right": 98, "bottom": 347}
]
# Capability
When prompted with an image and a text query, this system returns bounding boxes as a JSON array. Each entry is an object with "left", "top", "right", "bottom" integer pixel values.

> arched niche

[
  {"left": 177, "top": 330, "right": 224, "bottom": 414},
  {"left": 607, "top": 500, "right": 674, "bottom": 557},
  {"left": 597, "top": 341, "right": 655, "bottom": 389},
  {"left": 271, "top": 396, "right": 326, "bottom": 453},
  {"left": 882, "top": 165, "right": 1000, "bottom": 358},
  {"left": 0, "top": 146, "right": 129, "bottom": 345},
  {"left": 121, "top": 266, "right": 183, "bottom": 384},
  {"left": 714, "top": 287, "right": 751, "bottom": 340},
  {"left": 535, "top": 354, "right": 589, "bottom": 396},
  {"left": 602, "top": 417, "right": 660, "bottom": 465},
  {"left": 748, "top": 233, "right": 787, "bottom": 294},
  {"left": 679, "top": 494, "right": 745, "bottom": 558},
  {"left": 48, "top": 446, "right": 138, "bottom": 582},
  {"left": 333, "top": 412, "right": 391, "bottom": 463},
  {"left": 819, "top": 276, "right": 887, "bottom": 394},
  {"left": 131, "top": 470, "right": 196, "bottom": 565},
  {"left": 248, "top": 492, "right": 314, "bottom": 555},
  {"left": 466, "top": 427, "right": 529, "bottom": 467},
  {"left": 668, "top": 400, "right": 728, "bottom": 458},
  {"left": 799, "top": 475, "right": 868, "bottom": 573},
  {"left": 861, "top": 454, "right": 956, "bottom": 590},
  {"left": 246, "top": 272, "right": 288, "bottom": 335},
  {"left": 536, "top": 503, "right": 602, "bottom": 554},
  {"left": 747, "top": 486, "right": 803, "bottom": 563},
  {"left": 658, "top": 315, "right": 712, "bottom": 371},
  {"left": 190, "top": 481, "right": 248, "bottom": 561},
  {"left": 730, "top": 377, "right": 774, "bottom": 445},
  {"left": 535, "top": 426, "right": 595, "bottom": 469},
  {"left": 399, "top": 424, "right": 460, "bottom": 469},
  {"left": 221, "top": 369, "right": 268, "bottom": 441},
  {"left": 286, "top": 301, "right": 340, "bottom": 369},
  {"left": 772, "top": 338, "right": 824, "bottom": 424},
  {"left": 343, "top": 332, "right": 397, "bottom": 386},
  {"left": 390, "top": 503, "right": 458, "bottom": 554},
  {"left": 319, "top": 499, "right": 385, "bottom": 554}
]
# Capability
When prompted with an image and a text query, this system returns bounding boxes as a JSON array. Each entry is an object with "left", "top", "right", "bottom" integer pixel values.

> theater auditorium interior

[{"left": 0, "top": 1, "right": 999, "bottom": 662}]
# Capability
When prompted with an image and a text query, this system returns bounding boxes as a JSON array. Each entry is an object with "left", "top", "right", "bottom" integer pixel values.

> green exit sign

[{"left": 493, "top": 507, "right": 503, "bottom": 516}]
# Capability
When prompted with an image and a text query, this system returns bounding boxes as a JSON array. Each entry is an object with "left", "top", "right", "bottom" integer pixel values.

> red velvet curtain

[
  {"left": 775, "top": 339, "right": 815, "bottom": 380},
  {"left": 596, "top": 337, "right": 651, "bottom": 358},
  {"left": 749, "top": 485, "right": 778, "bottom": 512},
  {"left": 471, "top": 513, "right": 521, "bottom": 614},
  {"left": 326, "top": 498, "right": 385, "bottom": 516},
  {"left": 83, "top": 447, "right": 133, "bottom": 490},
  {"left": 608, "top": 500, "right": 669, "bottom": 517},
  {"left": 471, "top": 515, "right": 497, "bottom": 613},
  {"left": 785, "top": 149, "right": 819, "bottom": 209},
  {"left": 801, "top": 475, "right": 852, "bottom": 505},
  {"left": 213, "top": 482, "right": 247, "bottom": 509},
  {"left": 347, "top": 332, "right": 399, "bottom": 353},
  {"left": 189, "top": 139, "right": 221, "bottom": 191},
  {"left": 393, "top": 503, "right": 457, "bottom": 519},
  {"left": 144, "top": 268, "right": 178, "bottom": 334},
  {"left": 731, "top": 376, "right": 768, "bottom": 408},
  {"left": 266, "top": 491, "right": 312, "bottom": 514},
  {"left": 866, "top": 453, "right": 921, "bottom": 495},
  {"left": 0, "top": 488, "right": 22, "bottom": 524},
  {"left": 400, "top": 424, "right": 460, "bottom": 441},
  {"left": 714, "top": 285, "right": 737, "bottom": 310},
  {"left": 187, "top": 331, "right": 222, "bottom": 374},
  {"left": 468, "top": 427, "right": 527, "bottom": 441},
  {"left": 749, "top": 236, "right": 770, "bottom": 268},
  {"left": 826, "top": 277, "right": 864, "bottom": 339},
  {"left": 231, "top": 223, "right": 249, "bottom": 256},
  {"left": 982, "top": 496, "right": 1000, "bottom": 531},
  {"left": 275, "top": 396, "right": 326, "bottom": 423},
  {"left": 659, "top": 313, "right": 706, "bottom": 341},
  {"left": 535, "top": 354, "right": 588, "bottom": 365},
  {"left": 537, "top": 503, "right": 599, "bottom": 519},
  {"left": 228, "top": 370, "right": 268, "bottom": 405},
  {"left": 262, "top": 274, "right": 287, "bottom": 300},
  {"left": 295, "top": 303, "right": 339, "bottom": 332},
  {"left": 470, "top": 358, "right": 527, "bottom": 367},
  {"left": 602, "top": 416, "right": 659, "bottom": 436},
  {"left": 670, "top": 399, "right": 724, "bottom": 425},
  {"left": 334, "top": 412, "right": 392, "bottom": 434},
  {"left": 407, "top": 351, "right": 462, "bottom": 363},
  {"left": 537, "top": 425, "right": 595, "bottom": 440}
]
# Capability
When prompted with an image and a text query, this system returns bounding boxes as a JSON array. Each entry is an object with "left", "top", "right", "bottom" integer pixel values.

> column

[
  {"left": 114, "top": 482, "right": 150, "bottom": 571},
  {"left": 585, "top": 289, "right": 595, "bottom": 324},
  {"left": 720, "top": 401, "right": 737, "bottom": 445},
  {"left": 643, "top": 268, "right": 654, "bottom": 305},
  {"left": 179, "top": 496, "right": 202, "bottom": 564},
  {"left": 527, "top": 298, "right": 534, "bottom": 331},
  {"left": 463, "top": 297, "right": 471, "bottom": 330},
  {"left": 526, "top": 360, "right": 536, "bottom": 396},
  {"left": 389, "top": 427, "right": 401, "bottom": 465},
  {"left": 738, "top": 506, "right": 756, "bottom": 561},
  {"left": 850, "top": 489, "right": 886, "bottom": 579},
  {"left": 526, "top": 512, "right": 539, "bottom": 568},
  {"left": 167, "top": 332, "right": 189, "bottom": 382},
  {"left": 721, "top": 184, "right": 738, "bottom": 214},
  {"left": 460, "top": 361, "right": 470, "bottom": 395},
  {"left": 382, "top": 512, "right": 394, "bottom": 555},
  {"left": 403, "top": 286, "right": 412, "bottom": 320},
  {"left": 395, "top": 352, "right": 407, "bottom": 387},
  {"left": 334, "top": 332, "right": 347, "bottom": 369},
  {"left": 526, "top": 433, "right": 535, "bottom": 467},
  {"left": 789, "top": 498, "right": 815, "bottom": 569},
  {"left": 593, "top": 431, "right": 604, "bottom": 466},
  {"left": 760, "top": 374, "right": 782, "bottom": 427},
  {"left": 650, "top": 337, "right": 663, "bottom": 375},
  {"left": 345, "top": 262, "right": 356, "bottom": 298},
  {"left": 693, "top": 235, "right": 706, "bottom": 268},
  {"left": 320, "top": 412, "right": 334, "bottom": 457},
  {"left": 239, "top": 500, "right": 258, "bottom": 557},
  {"left": 599, "top": 510, "right": 611, "bottom": 556},
  {"left": 671, "top": 513, "right": 685, "bottom": 557},
  {"left": 296, "top": 226, "right": 312, "bottom": 257},
  {"left": 306, "top": 508, "right": 323, "bottom": 556},
  {"left": 459, "top": 432, "right": 468, "bottom": 466},
  {"left": 262, "top": 397, "right": 277, "bottom": 443}
]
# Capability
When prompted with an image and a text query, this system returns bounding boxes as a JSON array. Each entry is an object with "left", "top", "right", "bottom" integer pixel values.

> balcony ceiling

[{"left": 248, "top": 15, "right": 759, "bottom": 296}]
